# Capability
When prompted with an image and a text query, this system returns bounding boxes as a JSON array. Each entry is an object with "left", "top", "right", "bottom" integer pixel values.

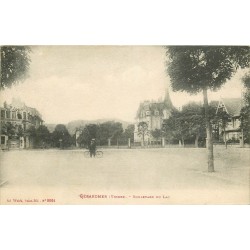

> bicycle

[{"left": 84, "top": 150, "right": 103, "bottom": 158}]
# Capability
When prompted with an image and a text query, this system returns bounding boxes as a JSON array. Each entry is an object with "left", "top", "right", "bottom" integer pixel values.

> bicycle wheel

[
  {"left": 96, "top": 151, "right": 103, "bottom": 158},
  {"left": 84, "top": 151, "right": 90, "bottom": 158}
]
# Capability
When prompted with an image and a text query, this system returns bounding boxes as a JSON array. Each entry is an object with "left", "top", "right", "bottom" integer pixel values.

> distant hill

[
  {"left": 67, "top": 119, "right": 132, "bottom": 135},
  {"left": 45, "top": 119, "right": 133, "bottom": 135}
]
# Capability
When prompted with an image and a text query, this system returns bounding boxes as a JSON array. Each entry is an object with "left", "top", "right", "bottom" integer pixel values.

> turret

[{"left": 164, "top": 88, "right": 173, "bottom": 109}]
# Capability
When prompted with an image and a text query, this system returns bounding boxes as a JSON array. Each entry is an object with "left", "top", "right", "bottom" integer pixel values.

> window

[
  {"left": 1, "top": 110, "right": 5, "bottom": 119},
  {"left": 231, "top": 132, "right": 239, "bottom": 141},
  {"left": 23, "top": 112, "right": 27, "bottom": 120},
  {"left": 235, "top": 133, "right": 239, "bottom": 140},
  {"left": 12, "top": 111, "right": 16, "bottom": 119},
  {"left": 155, "top": 110, "right": 159, "bottom": 116},
  {"left": 232, "top": 118, "right": 239, "bottom": 128},
  {"left": 17, "top": 113, "right": 22, "bottom": 119},
  {"left": 1, "top": 136, "right": 5, "bottom": 145},
  {"left": 6, "top": 111, "right": 10, "bottom": 119},
  {"left": 146, "top": 111, "right": 151, "bottom": 116}
]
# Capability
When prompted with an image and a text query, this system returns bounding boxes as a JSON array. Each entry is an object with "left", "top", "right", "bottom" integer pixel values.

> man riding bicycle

[{"left": 89, "top": 138, "right": 97, "bottom": 158}]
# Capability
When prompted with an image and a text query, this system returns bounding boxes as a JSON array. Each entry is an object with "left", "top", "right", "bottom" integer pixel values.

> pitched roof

[
  {"left": 136, "top": 100, "right": 173, "bottom": 118},
  {"left": 136, "top": 88, "right": 174, "bottom": 118},
  {"left": 221, "top": 98, "right": 242, "bottom": 117},
  {"left": 2, "top": 98, "right": 43, "bottom": 120}
]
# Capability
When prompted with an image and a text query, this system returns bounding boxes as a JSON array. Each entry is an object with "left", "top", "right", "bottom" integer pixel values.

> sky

[{"left": 0, "top": 46, "right": 247, "bottom": 124}]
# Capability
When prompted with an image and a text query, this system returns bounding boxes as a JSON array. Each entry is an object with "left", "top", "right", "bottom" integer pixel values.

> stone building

[
  {"left": 134, "top": 89, "right": 174, "bottom": 145},
  {"left": 0, "top": 98, "right": 43, "bottom": 149}
]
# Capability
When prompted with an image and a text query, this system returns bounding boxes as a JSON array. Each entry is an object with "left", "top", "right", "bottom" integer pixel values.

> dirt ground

[{"left": 0, "top": 146, "right": 249, "bottom": 204}]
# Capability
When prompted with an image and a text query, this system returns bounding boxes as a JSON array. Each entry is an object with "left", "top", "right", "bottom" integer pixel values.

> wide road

[{"left": 0, "top": 146, "right": 249, "bottom": 204}]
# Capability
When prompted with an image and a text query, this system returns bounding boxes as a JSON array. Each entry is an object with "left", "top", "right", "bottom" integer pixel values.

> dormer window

[
  {"left": 17, "top": 113, "right": 22, "bottom": 119},
  {"left": 146, "top": 111, "right": 151, "bottom": 116}
]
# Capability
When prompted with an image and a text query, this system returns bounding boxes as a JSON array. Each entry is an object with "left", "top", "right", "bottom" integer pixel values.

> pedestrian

[{"left": 89, "top": 138, "right": 97, "bottom": 158}]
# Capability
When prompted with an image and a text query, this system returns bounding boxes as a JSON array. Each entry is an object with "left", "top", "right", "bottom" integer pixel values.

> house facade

[
  {"left": 134, "top": 89, "right": 174, "bottom": 145},
  {"left": 216, "top": 98, "right": 243, "bottom": 142},
  {"left": 0, "top": 98, "right": 43, "bottom": 149}
]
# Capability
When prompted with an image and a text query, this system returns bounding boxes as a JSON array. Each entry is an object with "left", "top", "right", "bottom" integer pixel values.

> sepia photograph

[
  {"left": 0, "top": 45, "right": 249, "bottom": 204},
  {"left": 1, "top": 2, "right": 250, "bottom": 250}
]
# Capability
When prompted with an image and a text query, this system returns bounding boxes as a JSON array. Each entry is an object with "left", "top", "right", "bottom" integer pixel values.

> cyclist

[{"left": 89, "top": 138, "right": 97, "bottom": 158}]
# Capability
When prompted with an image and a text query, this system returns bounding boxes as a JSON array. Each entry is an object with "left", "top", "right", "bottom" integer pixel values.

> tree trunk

[
  {"left": 203, "top": 88, "right": 214, "bottom": 172},
  {"left": 195, "top": 134, "right": 199, "bottom": 148},
  {"left": 182, "top": 137, "right": 185, "bottom": 147},
  {"left": 223, "top": 128, "right": 227, "bottom": 149},
  {"left": 240, "top": 129, "right": 244, "bottom": 148}
]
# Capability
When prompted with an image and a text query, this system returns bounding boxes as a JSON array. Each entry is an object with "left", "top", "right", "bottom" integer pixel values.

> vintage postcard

[{"left": 0, "top": 45, "right": 249, "bottom": 205}]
